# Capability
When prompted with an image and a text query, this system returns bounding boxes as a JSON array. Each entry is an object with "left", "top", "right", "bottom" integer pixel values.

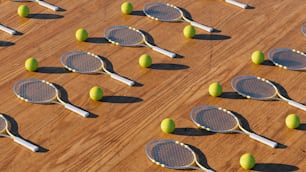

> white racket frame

[
  {"left": 190, "top": 106, "right": 278, "bottom": 148},
  {"left": 14, "top": 79, "right": 89, "bottom": 117},
  {"left": 146, "top": 139, "right": 214, "bottom": 172},
  {"left": 61, "top": 51, "right": 135, "bottom": 86},
  {"left": 231, "top": 76, "right": 306, "bottom": 112},
  {"left": 104, "top": 26, "right": 176, "bottom": 58},
  {"left": 0, "top": 114, "right": 39, "bottom": 152},
  {"left": 143, "top": 2, "right": 214, "bottom": 32},
  {"left": 12, "top": 0, "right": 59, "bottom": 11}
]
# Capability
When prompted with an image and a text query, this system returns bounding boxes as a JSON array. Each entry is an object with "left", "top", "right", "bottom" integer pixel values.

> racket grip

[
  {"left": 249, "top": 133, "right": 277, "bottom": 148},
  {"left": 37, "top": 1, "right": 60, "bottom": 11},
  {"left": 0, "top": 25, "right": 16, "bottom": 35},
  {"left": 151, "top": 46, "right": 176, "bottom": 58},
  {"left": 189, "top": 21, "right": 214, "bottom": 32},
  {"left": 288, "top": 100, "right": 306, "bottom": 111},
  {"left": 64, "top": 103, "right": 89, "bottom": 117},
  {"left": 109, "top": 73, "right": 135, "bottom": 86},
  {"left": 14, "top": 137, "right": 39, "bottom": 152},
  {"left": 225, "top": 0, "right": 248, "bottom": 9}
]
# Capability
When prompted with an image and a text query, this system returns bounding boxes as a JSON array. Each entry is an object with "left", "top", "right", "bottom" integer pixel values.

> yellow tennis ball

[
  {"left": 251, "top": 50, "right": 265, "bottom": 64},
  {"left": 25, "top": 57, "right": 38, "bottom": 72},
  {"left": 240, "top": 153, "right": 256, "bottom": 170},
  {"left": 161, "top": 118, "right": 175, "bottom": 133},
  {"left": 183, "top": 25, "right": 196, "bottom": 38},
  {"left": 121, "top": 2, "right": 133, "bottom": 14},
  {"left": 139, "top": 54, "right": 152, "bottom": 68},
  {"left": 18, "top": 5, "right": 30, "bottom": 17},
  {"left": 285, "top": 114, "right": 300, "bottom": 129},
  {"left": 89, "top": 86, "right": 104, "bottom": 101},
  {"left": 208, "top": 82, "right": 222, "bottom": 97},
  {"left": 75, "top": 28, "right": 88, "bottom": 41}
]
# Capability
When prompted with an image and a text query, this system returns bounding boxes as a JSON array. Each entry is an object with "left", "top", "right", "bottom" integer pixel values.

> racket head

[
  {"left": 302, "top": 24, "right": 306, "bottom": 36},
  {"left": 0, "top": 115, "right": 7, "bottom": 133},
  {"left": 190, "top": 106, "right": 239, "bottom": 133},
  {"left": 231, "top": 75, "right": 278, "bottom": 100},
  {"left": 268, "top": 48, "right": 306, "bottom": 70},
  {"left": 14, "top": 78, "right": 58, "bottom": 104},
  {"left": 61, "top": 51, "right": 104, "bottom": 74},
  {"left": 143, "top": 2, "right": 182, "bottom": 22},
  {"left": 104, "top": 26, "right": 145, "bottom": 46},
  {"left": 146, "top": 139, "right": 196, "bottom": 169}
]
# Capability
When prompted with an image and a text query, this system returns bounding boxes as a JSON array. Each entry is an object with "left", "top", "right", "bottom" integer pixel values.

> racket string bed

[
  {"left": 268, "top": 48, "right": 306, "bottom": 70},
  {"left": 231, "top": 76, "right": 276, "bottom": 99},
  {"left": 15, "top": 79, "right": 57, "bottom": 103},
  {"left": 144, "top": 3, "right": 182, "bottom": 21},
  {"left": 104, "top": 27, "right": 144, "bottom": 46}
]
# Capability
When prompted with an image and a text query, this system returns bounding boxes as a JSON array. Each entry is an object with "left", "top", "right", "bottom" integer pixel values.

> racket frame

[
  {"left": 14, "top": 78, "right": 89, "bottom": 117},
  {"left": 146, "top": 139, "right": 214, "bottom": 172},
  {"left": 12, "top": 0, "right": 60, "bottom": 11},
  {"left": 190, "top": 106, "right": 278, "bottom": 148},
  {"left": 61, "top": 51, "right": 135, "bottom": 86},
  {"left": 268, "top": 48, "right": 306, "bottom": 70},
  {"left": 231, "top": 75, "right": 306, "bottom": 111},
  {"left": 104, "top": 26, "right": 176, "bottom": 58},
  {"left": 143, "top": 2, "right": 214, "bottom": 32},
  {"left": 0, "top": 114, "right": 39, "bottom": 152}
]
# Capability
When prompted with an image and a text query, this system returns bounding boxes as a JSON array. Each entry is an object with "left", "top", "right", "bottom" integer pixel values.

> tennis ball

[
  {"left": 89, "top": 86, "right": 103, "bottom": 101},
  {"left": 18, "top": 5, "right": 30, "bottom": 17},
  {"left": 285, "top": 114, "right": 300, "bottom": 129},
  {"left": 183, "top": 25, "right": 196, "bottom": 38},
  {"left": 161, "top": 118, "right": 175, "bottom": 133},
  {"left": 139, "top": 54, "right": 152, "bottom": 68},
  {"left": 75, "top": 28, "right": 88, "bottom": 42},
  {"left": 251, "top": 50, "right": 265, "bottom": 64},
  {"left": 208, "top": 82, "right": 222, "bottom": 97},
  {"left": 121, "top": 2, "right": 133, "bottom": 14},
  {"left": 240, "top": 153, "right": 256, "bottom": 170},
  {"left": 25, "top": 57, "right": 38, "bottom": 72}
]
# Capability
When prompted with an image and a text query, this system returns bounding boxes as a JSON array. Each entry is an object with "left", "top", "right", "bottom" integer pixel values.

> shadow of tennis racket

[
  {"left": 28, "top": 13, "right": 64, "bottom": 19},
  {"left": 253, "top": 163, "right": 298, "bottom": 172},
  {"left": 187, "top": 144, "right": 215, "bottom": 172}
]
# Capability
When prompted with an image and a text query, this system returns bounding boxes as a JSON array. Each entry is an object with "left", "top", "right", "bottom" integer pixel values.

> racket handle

[
  {"left": 109, "top": 73, "right": 135, "bottom": 86},
  {"left": 151, "top": 46, "right": 176, "bottom": 58},
  {"left": 0, "top": 25, "right": 16, "bottom": 35},
  {"left": 189, "top": 21, "right": 214, "bottom": 32},
  {"left": 288, "top": 100, "right": 306, "bottom": 111},
  {"left": 64, "top": 103, "right": 89, "bottom": 117},
  {"left": 249, "top": 133, "right": 277, "bottom": 148},
  {"left": 225, "top": 0, "right": 248, "bottom": 9},
  {"left": 37, "top": 1, "right": 60, "bottom": 11},
  {"left": 14, "top": 137, "right": 39, "bottom": 152}
]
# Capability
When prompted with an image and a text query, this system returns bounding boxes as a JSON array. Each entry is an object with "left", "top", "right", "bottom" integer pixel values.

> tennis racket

[
  {"left": 224, "top": 0, "right": 248, "bottom": 9},
  {"left": 0, "top": 24, "right": 17, "bottom": 35},
  {"left": 302, "top": 24, "right": 306, "bottom": 36},
  {"left": 104, "top": 26, "right": 176, "bottom": 58},
  {"left": 61, "top": 51, "right": 135, "bottom": 86},
  {"left": 0, "top": 114, "right": 39, "bottom": 152},
  {"left": 143, "top": 2, "right": 214, "bottom": 32},
  {"left": 231, "top": 75, "right": 306, "bottom": 111},
  {"left": 268, "top": 48, "right": 306, "bottom": 70},
  {"left": 146, "top": 139, "right": 214, "bottom": 172},
  {"left": 190, "top": 106, "right": 278, "bottom": 148},
  {"left": 12, "top": 0, "right": 60, "bottom": 11},
  {"left": 14, "top": 78, "right": 89, "bottom": 117}
]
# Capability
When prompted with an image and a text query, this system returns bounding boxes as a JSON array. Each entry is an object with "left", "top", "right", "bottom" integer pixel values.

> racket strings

[
  {"left": 15, "top": 80, "right": 57, "bottom": 103},
  {"left": 232, "top": 78, "right": 276, "bottom": 99},
  {"left": 144, "top": 3, "right": 181, "bottom": 21},
  {"left": 270, "top": 49, "right": 306, "bottom": 69},
  {"left": 193, "top": 108, "right": 237, "bottom": 131},
  {"left": 62, "top": 51, "right": 102, "bottom": 73},
  {"left": 147, "top": 141, "right": 194, "bottom": 167},
  {"left": 0, "top": 117, "right": 6, "bottom": 131},
  {"left": 104, "top": 27, "right": 144, "bottom": 45}
]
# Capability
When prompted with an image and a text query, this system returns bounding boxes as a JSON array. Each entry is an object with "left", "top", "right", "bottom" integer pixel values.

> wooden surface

[{"left": 0, "top": 0, "right": 305, "bottom": 171}]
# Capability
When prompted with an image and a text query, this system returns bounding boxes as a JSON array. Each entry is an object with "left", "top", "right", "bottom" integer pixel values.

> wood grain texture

[{"left": 0, "top": 0, "right": 305, "bottom": 171}]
